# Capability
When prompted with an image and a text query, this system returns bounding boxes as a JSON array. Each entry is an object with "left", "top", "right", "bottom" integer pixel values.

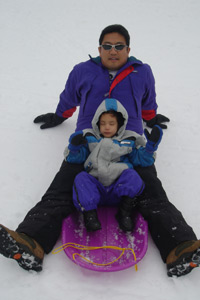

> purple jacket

[{"left": 56, "top": 56, "right": 158, "bottom": 135}]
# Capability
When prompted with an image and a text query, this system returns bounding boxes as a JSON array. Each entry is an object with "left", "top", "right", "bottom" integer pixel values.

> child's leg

[
  {"left": 73, "top": 171, "right": 103, "bottom": 212},
  {"left": 113, "top": 169, "right": 145, "bottom": 232},
  {"left": 113, "top": 168, "right": 144, "bottom": 199},
  {"left": 73, "top": 172, "right": 103, "bottom": 231}
]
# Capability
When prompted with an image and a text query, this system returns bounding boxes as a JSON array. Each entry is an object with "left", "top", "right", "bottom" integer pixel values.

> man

[{"left": 0, "top": 24, "right": 200, "bottom": 277}]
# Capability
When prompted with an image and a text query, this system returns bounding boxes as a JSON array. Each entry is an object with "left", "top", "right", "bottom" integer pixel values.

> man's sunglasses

[{"left": 100, "top": 44, "right": 128, "bottom": 51}]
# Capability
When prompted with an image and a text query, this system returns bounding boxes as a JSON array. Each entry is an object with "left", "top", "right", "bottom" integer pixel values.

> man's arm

[
  {"left": 34, "top": 66, "right": 80, "bottom": 129},
  {"left": 141, "top": 64, "right": 170, "bottom": 129}
]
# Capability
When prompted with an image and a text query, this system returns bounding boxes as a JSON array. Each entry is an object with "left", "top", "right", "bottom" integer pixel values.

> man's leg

[
  {"left": 16, "top": 160, "right": 84, "bottom": 253},
  {"left": 134, "top": 164, "right": 197, "bottom": 262},
  {"left": 0, "top": 160, "right": 84, "bottom": 271}
]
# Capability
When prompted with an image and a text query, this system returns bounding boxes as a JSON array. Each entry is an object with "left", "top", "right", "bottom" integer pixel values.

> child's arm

[
  {"left": 64, "top": 131, "right": 90, "bottom": 164},
  {"left": 129, "top": 125, "right": 163, "bottom": 167}
]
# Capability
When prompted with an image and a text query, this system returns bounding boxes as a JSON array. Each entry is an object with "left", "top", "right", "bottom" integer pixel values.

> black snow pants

[{"left": 16, "top": 160, "right": 197, "bottom": 262}]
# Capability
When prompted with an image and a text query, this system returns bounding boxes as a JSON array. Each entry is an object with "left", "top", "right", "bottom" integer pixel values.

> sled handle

[{"left": 52, "top": 242, "right": 138, "bottom": 271}]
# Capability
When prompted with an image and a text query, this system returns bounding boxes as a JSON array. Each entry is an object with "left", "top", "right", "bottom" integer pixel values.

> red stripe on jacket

[
  {"left": 109, "top": 66, "right": 134, "bottom": 97},
  {"left": 142, "top": 109, "right": 156, "bottom": 120},
  {"left": 62, "top": 107, "right": 77, "bottom": 118}
]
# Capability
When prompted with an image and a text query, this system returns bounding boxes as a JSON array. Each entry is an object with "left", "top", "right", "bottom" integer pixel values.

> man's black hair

[{"left": 99, "top": 24, "right": 130, "bottom": 46}]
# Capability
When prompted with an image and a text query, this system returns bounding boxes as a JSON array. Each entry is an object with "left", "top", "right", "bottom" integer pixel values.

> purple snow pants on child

[{"left": 73, "top": 168, "right": 144, "bottom": 211}]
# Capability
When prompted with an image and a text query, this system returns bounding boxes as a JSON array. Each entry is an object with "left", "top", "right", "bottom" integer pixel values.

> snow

[{"left": 0, "top": 0, "right": 200, "bottom": 298}]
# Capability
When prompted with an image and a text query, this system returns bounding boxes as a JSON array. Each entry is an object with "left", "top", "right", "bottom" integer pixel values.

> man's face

[{"left": 98, "top": 32, "right": 130, "bottom": 71}]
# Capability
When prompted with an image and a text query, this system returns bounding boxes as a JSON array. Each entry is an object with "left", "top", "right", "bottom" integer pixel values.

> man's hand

[
  {"left": 34, "top": 113, "right": 66, "bottom": 129},
  {"left": 144, "top": 114, "right": 170, "bottom": 129}
]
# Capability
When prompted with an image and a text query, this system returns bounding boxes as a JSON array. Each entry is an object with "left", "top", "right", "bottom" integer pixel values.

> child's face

[{"left": 99, "top": 113, "right": 118, "bottom": 138}]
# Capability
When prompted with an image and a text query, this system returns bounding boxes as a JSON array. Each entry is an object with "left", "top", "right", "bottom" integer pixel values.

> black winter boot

[
  {"left": 0, "top": 224, "right": 44, "bottom": 272},
  {"left": 83, "top": 209, "right": 102, "bottom": 232},
  {"left": 166, "top": 240, "right": 200, "bottom": 277},
  {"left": 116, "top": 196, "right": 137, "bottom": 232}
]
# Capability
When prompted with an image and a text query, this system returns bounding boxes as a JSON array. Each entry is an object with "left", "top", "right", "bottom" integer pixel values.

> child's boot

[
  {"left": 83, "top": 209, "right": 102, "bottom": 232},
  {"left": 116, "top": 196, "right": 137, "bottom": 232}
]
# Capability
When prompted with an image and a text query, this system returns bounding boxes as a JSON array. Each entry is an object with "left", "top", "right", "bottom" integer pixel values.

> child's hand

[
  {"left": 144, "top": 125, "right": 163, "bottom": 152},
  {"left": 70, "top": 132, "right": 87, "bottom": 146},
  {"left": 68, "top": 131, "right": 87, "bottom": 152}
]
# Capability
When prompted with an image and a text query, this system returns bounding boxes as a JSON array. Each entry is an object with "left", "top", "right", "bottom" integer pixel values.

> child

[{"left": 64, "top": 98, "right": 163, "bottom": 232}]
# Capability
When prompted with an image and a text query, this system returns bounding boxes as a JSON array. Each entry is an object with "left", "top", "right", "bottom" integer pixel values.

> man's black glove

[
  {"left": 144, "top": 114, "right": 170, "bottom": 129},
  {"left": 34, "top": 113, "right": 66, "bottom": 129}
]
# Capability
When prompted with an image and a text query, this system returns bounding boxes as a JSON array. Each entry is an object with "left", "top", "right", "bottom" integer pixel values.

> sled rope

[{"left": 52, "top": 242, "right": 138, "bottom": 271}]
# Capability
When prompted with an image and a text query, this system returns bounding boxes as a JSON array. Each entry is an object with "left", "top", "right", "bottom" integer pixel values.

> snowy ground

[{"left": 0, "top": 0, "right": 200, "bottom": 299}]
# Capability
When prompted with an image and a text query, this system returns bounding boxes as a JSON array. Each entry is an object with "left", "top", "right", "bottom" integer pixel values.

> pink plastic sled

[{"left": 60, "top": 206, "right": 148, "bottom": 272}]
